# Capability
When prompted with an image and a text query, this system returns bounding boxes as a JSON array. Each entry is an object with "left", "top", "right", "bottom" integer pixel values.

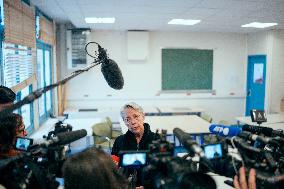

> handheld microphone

[
  {"left": 209, "top": 124, "right": 242, "bottom": 137},
  {"left": 210, "top": 124, "right": 284, "bottom": 138}
]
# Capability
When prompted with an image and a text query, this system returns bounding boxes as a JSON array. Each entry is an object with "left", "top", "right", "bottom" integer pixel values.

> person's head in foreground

[
  {"left": 0, "top": 86, "right": 16, "bottom": 111},
  {"left": 0, "top": 113, "right": 27, "bottom": 158},
  {"left": 62, "top": 147, "right": 130, "bottom": 189}
]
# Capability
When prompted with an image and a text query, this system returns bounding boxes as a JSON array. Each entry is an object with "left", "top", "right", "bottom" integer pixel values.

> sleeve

[{"left": 111, "top": 136, "right": 122, "bottom": 156}]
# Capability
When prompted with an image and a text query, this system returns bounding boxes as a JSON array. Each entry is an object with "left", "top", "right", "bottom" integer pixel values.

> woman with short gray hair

[{"left": 112, "top": 102, "right": 160, "bottom": 188}]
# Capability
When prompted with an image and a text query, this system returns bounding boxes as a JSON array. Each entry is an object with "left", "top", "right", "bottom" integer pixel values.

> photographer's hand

[{"left": 233, "top": 167, "right": 256, "bottom": 189}]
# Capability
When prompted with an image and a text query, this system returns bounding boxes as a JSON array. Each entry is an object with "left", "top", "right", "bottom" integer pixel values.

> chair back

[{"left": 92, "top": 119, "right": 112, "bottom": 144}]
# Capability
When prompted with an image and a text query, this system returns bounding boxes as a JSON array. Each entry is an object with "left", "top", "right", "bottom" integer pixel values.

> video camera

[
  {"left": 45, "top": 121, "right": 73, "bottom": 140},
  {"left": 119, "top": 130, "right": 216, "bottom": 189},
  {"left": 225, "top": 128, "right": 284, "bottom": 188},
  {"left": 0, "top": 121, "right": 87, "bottom": 189},
  {"left": 120, "top": 120, "right": 284, "bottom": 189}
]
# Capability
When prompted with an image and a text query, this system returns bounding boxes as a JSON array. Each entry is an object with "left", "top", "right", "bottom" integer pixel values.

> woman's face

[{"left": 123, "top": 107, "right": 145, "bottom": 135}]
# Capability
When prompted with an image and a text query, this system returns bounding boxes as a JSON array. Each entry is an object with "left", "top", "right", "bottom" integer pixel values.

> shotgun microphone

[
  {"left": 88, "top": 42, "right": 124, "bottom": 90},
  {"left": 32, "top": 129, "right": 87, "bottom": 147},
  {"left": 101, "top": 59, "right": 124, "bottom": 90}
]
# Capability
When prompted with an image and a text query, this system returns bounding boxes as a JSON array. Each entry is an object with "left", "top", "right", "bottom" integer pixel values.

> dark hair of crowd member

[
  {"left": 0, "top": 86, "right": 16, "bottom": 104},
  {"left": 62, "top": 147, "right": 131, "bottom": 189},
  {"left": 178, "top": 172, "right": 217, "bottom": 189},
  {"left": 0, "top": 113, "right": 23, "bottom": 158}
]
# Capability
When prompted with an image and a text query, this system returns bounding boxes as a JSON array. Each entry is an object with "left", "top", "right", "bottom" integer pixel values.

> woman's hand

[{"left": 234, "top": 167, "right": 256, "bottom": 189}]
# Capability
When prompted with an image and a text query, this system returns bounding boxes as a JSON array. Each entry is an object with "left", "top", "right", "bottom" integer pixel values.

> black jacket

[
  {"left": 111, "top": 123, "right": 160, "bottom": 156},
  {"left": 111, "top": 123, "right": 160, "bottom": 187}
]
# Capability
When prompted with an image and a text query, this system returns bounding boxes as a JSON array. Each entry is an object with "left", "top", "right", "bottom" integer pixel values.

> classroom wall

[
  {"left": 247, "top": 30, "right": 284, "bottom": 113},
  {"left": 269, "top": 30, "right": 284, "bottom": 113},
  {"left": 62, "top": 30, "right": 248, "bottom": 123}
]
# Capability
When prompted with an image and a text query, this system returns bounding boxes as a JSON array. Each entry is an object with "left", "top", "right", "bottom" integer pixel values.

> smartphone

[
  {"left": 119, "top": 151, "right": 148, "bottom": 168},
  {"left": 203, "top": 143, "right": 223, "bottom": 159},
  {"left": 15, "top": 137, "right": 33, "bottom": 151}
]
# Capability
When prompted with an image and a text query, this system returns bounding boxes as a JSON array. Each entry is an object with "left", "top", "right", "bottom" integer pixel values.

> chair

[{"left": 92, "top": 117, "right": 122, "bottom": 151}]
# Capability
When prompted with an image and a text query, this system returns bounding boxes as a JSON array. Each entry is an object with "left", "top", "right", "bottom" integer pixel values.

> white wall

[
  {"left": 247, "top": 30, "right": 284, "bottom": 113},
  {"left": 64, "top": 31, "right": 248, "bottom": 123},
  {"left": 269, "top": 30, "right": 284, "bottom": 113}
]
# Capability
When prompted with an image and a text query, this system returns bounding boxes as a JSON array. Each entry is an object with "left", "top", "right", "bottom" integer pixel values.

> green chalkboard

[{"left": 162, "top": 48, "right": 213, "bottom": 91}]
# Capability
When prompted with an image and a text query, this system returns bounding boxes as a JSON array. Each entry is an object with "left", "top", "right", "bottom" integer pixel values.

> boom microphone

[
  {"left": 209, "top": 124, "right": 242, "bottom": 137},
  {"left": 101, "top": 59, "right": 124, "bottom": 90},
  {"left": 86, "top": 42, "right": 124, "bottom": 90},
  {"left": 0, "top": 41, "right": 121, "bottom": 118}
]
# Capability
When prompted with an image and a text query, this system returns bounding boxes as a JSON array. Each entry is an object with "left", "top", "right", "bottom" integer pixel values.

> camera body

[{"left": 0, "top": 121, "right": 74, "bottom": 189}]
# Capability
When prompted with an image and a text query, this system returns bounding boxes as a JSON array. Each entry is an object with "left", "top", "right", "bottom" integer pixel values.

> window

[
  {"left": 66, "top": 29, "right": 88, "bottom": 69},
  {"left": 16, "top": 85, "right": 34, "bottom": 135},
  {"left": 37, "top": 42, "right": 53, "bottom": 124}
]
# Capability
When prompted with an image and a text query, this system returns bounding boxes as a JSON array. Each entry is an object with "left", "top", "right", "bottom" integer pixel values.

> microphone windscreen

[
  {"left": 209, "top": 124, "right": 242, "bottom": 137},
  {"left": 101, "top": 59, "right": 124, "bottom": 90},
  {"left": 173, "top": 128, "right": 192, "bottom": 144},
  {"left": 56, "top": 129, "right": 87, "bottom": 145}
]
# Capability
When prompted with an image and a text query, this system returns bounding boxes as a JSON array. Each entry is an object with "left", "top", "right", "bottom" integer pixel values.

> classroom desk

[
  {"left": 120, "top": 115, "right": 211, "bottom": 134},
  {"left": 236, "top": 113, "right": 284, "bottom": 129},
  {"left": 157, "top": 106, "right": 204, "bottom": 116},
  {"left": 143, "top": 106, "right": 160, "bottom": 116}
]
